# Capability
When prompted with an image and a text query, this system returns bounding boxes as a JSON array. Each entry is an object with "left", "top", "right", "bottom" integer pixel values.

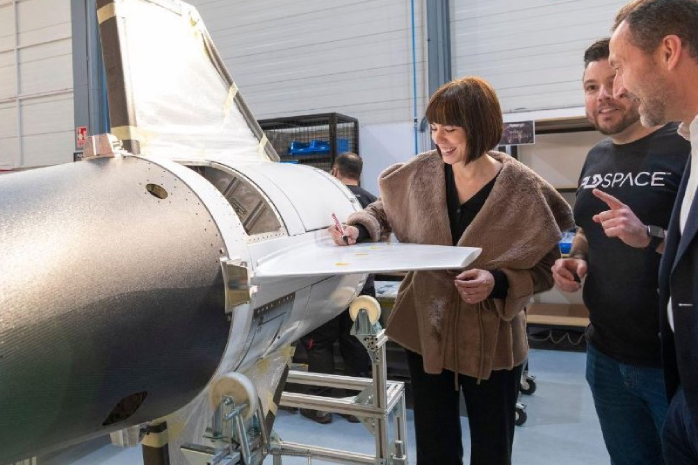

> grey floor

[{"left": 40, "top": 349, "right": 609, "bottom": 465}]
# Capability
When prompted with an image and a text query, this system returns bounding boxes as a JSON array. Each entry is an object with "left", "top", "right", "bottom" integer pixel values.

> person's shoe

[
  {"left": 339, "top": 413, "right": 361, "bottom": 423},
  {"left": 300, "top": 408, "right": 332, "bottom": 424}
]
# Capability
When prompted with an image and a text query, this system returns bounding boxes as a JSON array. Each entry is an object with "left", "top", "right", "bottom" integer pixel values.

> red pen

[{"left": 332, "top": 213, "right": 349, "bottom": 244}]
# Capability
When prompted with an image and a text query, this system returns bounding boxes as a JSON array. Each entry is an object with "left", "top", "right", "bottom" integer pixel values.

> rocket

[{"left": 0, "top": 0, "right": 479, "bottom": 463}]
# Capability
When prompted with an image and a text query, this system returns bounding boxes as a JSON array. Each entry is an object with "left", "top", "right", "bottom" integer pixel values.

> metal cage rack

[{"left": 258, "top": 113, "right": 359, "bottom": 172}]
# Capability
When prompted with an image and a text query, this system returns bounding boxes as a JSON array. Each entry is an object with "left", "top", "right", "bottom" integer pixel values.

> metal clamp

[
  {"left": 220, "top": 258, "right": 251, "bottom": 316},
  {"left": 181, "top": 395, "right": 269, "bottom": 465}
]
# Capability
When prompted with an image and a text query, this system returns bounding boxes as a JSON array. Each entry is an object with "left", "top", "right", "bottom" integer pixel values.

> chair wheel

[
  {"left": 515, "top": 404, "right": 527, "bottom": 426},
  {"left": 520, "top": 377, "right": 537, "bottom": 395}
]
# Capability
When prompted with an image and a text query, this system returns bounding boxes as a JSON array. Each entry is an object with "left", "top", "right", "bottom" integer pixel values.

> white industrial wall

[
  {"left": 190, "top": 0, "right": 427, "bottom": 126},
  {"left": 518, "top": 131, "right": 605, "bottom": 190},
  {"left": 0, "top": 1, "right": 628, "bottom": 180},
  {"left": 187, "top": 0, "right": 428, "bottom": 194},
  {"left": 451, "top": 0, "right": 627, "bottom": 116},
  {"left": 191, "top": 0, "right": 630, "bottom": 193},
  {"left": 0, "top": 0, "right": 74, "bottom": 169}
]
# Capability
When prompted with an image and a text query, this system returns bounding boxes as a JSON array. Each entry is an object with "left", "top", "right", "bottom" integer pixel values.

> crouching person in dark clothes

[{"left": 300, "top": 153, "right": 377, "bottom": 425}]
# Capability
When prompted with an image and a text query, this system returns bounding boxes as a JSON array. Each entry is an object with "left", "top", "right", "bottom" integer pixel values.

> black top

[
  {"left": 347, "top": 184, "right": 378, "bottom": 296},
  {"left": 445, "top": 164, "right": 508, "bottom": 299},
  {"left": 574, "top": 123, "right": 689, "bottom": 366},
  {"left": 354, "top": 166, "right": 508, "bottom": 298},
  {"left": 347, "top": 184, "right": 377, "bottom": 209}
]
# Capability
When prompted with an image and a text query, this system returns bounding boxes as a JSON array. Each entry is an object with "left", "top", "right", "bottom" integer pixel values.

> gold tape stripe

[
  {"left": 97, "top": 3, "right": 117, "bottom": 24},
  {"left": 268, "top": 399, "right": 278, "bottom": 416},
  {"left": 258, "top": 134, "right": 268, "bottom": 153},
  {"left": 256, "top": 357, "right": 270, "bottom": 374},
  {"left": 281, "top": 345, "right": 295, "bottom": 358},
  {"left": 223, "top": 84, "right": 239, "bottom": 115},
  {"left": 111, "top": 126, "right": 141, "bottom": 142},
  {"left": 141, "top": 421, "right": 169, "bottom": 448},
  {"left": 188, "top": 9, "right": 202, "bottom": 29},
  {"left": 141, "top": 430, "right": 169, "bottom": 448}
]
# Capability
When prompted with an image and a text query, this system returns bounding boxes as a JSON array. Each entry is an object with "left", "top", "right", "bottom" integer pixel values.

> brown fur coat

[{"left": 348, "top": 150, "right": 574, "bottom": 379}]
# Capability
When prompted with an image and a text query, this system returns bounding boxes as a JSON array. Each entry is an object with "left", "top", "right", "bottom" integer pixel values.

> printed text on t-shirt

[{"left": 579, "top": 171, "right": 671, "bottom": 189}]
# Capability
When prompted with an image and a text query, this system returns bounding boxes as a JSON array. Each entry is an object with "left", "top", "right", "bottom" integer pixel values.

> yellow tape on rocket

[
  {"left": 256, "top": 357, "right": 270, "bottom": 374},
  {"left": 280, "top": 345, "right": 296, "bottom": 359},
  {"left": 223, "top": 84, "right": 239, "bottom": 118},
  {"left": 268, "top": 395, "right": 278, "bottom": 416},
  {"left": 111, "top": 126, "right": 158, "bottom": 152},
  {"left": 258, "top": 134, "right": 268, "bottom": 155},
  {"left": 111, "top": 126, "right": 141, "bottom": 143},
  {"left": 187, "top": 9, "right": 205, "bottom": 51},
  {"left": 97, "top": 1, "right": 138, "bottom": 24},
  {"left": 97, "top": 3, "right": 117, "bottom": 24}
]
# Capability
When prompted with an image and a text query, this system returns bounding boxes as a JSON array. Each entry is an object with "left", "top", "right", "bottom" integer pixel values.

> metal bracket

[
  {"left": 81, "top": 133, "right": 129, "bottom": 159},
  {"left": 181, "top": 443, "right": 239, "bottom": 465},
  {"left": 220, "top": 258, "right": 251, "bottom": 315},
  {"left": 182, "top": 394, "right": 268, "bottom": 465}
]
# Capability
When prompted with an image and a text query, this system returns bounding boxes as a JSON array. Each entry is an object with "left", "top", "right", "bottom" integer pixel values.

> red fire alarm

[{"left": 76, "top": 126, "right": 88, "bottom": 149}]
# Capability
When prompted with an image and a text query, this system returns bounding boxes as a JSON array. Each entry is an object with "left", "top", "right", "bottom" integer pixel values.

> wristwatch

[{"left": 645, "top": 225, "right": 665, "bottom": 251}]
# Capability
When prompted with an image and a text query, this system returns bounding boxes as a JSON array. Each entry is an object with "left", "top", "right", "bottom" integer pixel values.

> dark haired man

[
  {"left": 552, "top": 37, "right": 688, "bottom": 465},
  {"left": 611, "top": 1, "right": 698, "bottom": 462},
  {"left": 299, "top": 152, "right": 376, "bottom": 425}
]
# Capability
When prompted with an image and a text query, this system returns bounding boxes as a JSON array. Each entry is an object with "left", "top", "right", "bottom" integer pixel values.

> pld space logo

[{"left": 580, "top": 171, "right": 671, "bottom": 189}]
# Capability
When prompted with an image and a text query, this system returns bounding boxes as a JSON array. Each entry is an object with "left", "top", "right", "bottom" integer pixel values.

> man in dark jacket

[{"left": 611, "top": 1, "right": 698, "bottom": 462}]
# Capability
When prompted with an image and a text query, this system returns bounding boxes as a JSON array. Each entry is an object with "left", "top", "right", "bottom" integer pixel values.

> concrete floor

[{"left": 39, "top": 348, "right": 610, "bottom": 465}]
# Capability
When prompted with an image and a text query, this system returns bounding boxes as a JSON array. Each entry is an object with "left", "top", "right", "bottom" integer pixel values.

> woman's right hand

[{"left": 328, "top": 224, "right": 359, "bottom": 246}]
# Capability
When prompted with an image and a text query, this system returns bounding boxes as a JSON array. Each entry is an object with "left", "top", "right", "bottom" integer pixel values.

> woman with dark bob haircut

[{"left": 330, "top": 76, "right": 573, "bottom": 465}]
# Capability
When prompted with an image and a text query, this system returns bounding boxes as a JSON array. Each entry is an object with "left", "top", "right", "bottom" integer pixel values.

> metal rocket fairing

[{"left": 0, "top": 0, "right": 480, "bottom": 462}]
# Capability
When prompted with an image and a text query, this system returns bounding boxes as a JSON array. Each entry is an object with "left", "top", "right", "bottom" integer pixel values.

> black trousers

[
  {"left": 662, "top": 386, "right": 698, "bottom": 464},
  {"left": 301, "top": 310, "right": 371, "bottom": 383},
  {"left": 405, "top": 350, "right": 523, "bottom": 465}
]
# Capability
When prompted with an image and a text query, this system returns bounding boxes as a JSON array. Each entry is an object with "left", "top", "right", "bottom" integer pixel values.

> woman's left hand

[{"left": 454, "top": 269, "right": 495, "bottom": 304}]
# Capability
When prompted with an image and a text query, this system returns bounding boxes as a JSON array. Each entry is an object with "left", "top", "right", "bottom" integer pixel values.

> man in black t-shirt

[
  {"left": 552, "top": 39, "right": 689, "bottom": 465},
  {"left": 299, "top": 153, "right": 376, "bottom": 425}
]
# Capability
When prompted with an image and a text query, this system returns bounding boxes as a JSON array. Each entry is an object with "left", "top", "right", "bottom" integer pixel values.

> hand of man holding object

[{"left": 552, "top": 258, "right": 588, "bottom": 292}]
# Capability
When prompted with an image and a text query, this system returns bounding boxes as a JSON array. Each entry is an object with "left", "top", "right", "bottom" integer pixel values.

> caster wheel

[
  {"left": 210, "top": 372, "right": 258, "bottom": 421},
  {"left": 520, "top": 377, "right": 537, "bottom": 395},
  {"left": 515, "top": 405, "right": 527, "bottom": 426},
  {"left": 349, "top": 295, "right": 381, "bottom": 324}
]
